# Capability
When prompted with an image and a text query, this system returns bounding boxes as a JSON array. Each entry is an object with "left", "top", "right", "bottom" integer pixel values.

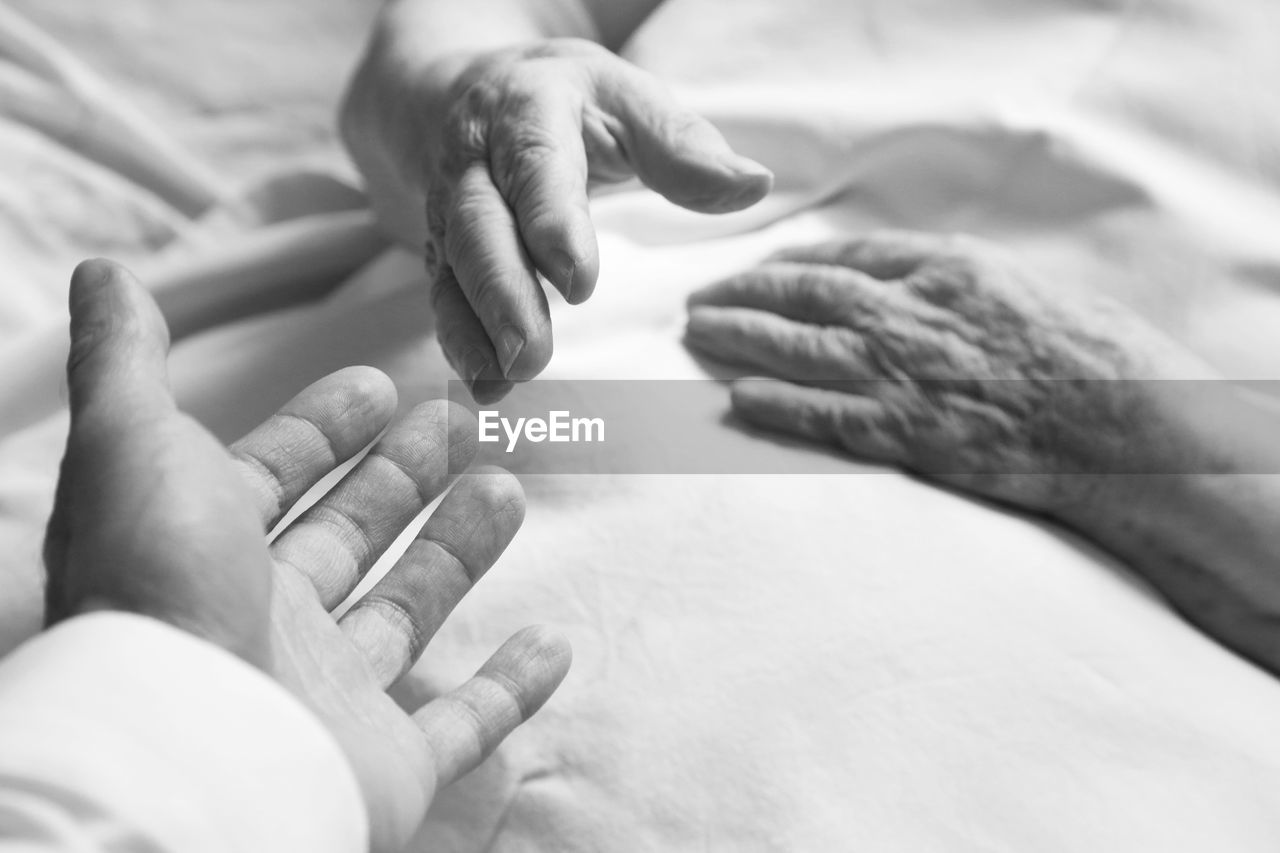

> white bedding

[{"left": 4, "top": 1, "right": 1280, "bottom": 849}]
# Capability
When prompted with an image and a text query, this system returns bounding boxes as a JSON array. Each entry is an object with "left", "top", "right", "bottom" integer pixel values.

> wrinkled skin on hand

[
  {"left": 346, "top": 36, "right": 771, "bottom": 401},
  {"left": 685, "top": 231, "right": 1219, "bottom": 513},
  {"left": 45, "top": 260, "right": 571, "bottom": 853}
]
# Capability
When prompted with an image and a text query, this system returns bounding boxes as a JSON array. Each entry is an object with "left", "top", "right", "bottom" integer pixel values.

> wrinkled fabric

[{"left": 3, "top": 1, "right": 1280, "bottom": 850}]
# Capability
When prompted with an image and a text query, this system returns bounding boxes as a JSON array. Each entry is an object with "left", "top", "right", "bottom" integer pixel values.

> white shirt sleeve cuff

[{"left": 0, "top": 612, "right": 368, "bottom": 853}]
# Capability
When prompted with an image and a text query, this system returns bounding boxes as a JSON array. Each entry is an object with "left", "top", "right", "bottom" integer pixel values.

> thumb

[
  {"left": 46, "top": 260, "right": 273, "bottom": 668},
  {"left": 596, "top": 65, "right": 773, "bottom": 214},
  {"left": 66, "top": 258, "right": 173, "bottom": 423},
  {"left": 45, "top": 259, "right": 174, "bottom": 619}
]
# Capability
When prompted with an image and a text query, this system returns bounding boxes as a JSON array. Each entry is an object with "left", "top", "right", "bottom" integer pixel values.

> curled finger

[
  {"left": 488, "top": 94, "right": 599, "bottom": 303},
  {"left": 431, "top": 263, "right": 515, "bottom": 404},
  {"left": 445, "top": 163, "right": 553, "bottom": 380}
]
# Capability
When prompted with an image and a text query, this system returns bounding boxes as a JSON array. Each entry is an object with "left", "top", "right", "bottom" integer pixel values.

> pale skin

[
  {"left": 340, "top": 0, "right": 772, "bottom": 401},
  {"left": 686, "top": 231, "right": 1280, "bottom": 677},
  {"left": 45, "top": 259, "right": 571, "bottom": 853}
]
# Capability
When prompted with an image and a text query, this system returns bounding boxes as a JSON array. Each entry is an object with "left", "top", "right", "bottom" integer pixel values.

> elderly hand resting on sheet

[
  {"left": 687, "top": 231, "right": 1280, "bottom": 678},
  {"left": 341, "top": 0, "right": 771, "bottom": 402},
  {"left": 45, "top": 261, "right": 570, "bottom": 852}
]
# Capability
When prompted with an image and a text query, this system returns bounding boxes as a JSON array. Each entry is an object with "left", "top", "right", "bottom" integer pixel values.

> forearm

[
  {"left": 340, "top": 0, "right": 662, "bottom": 246},
  {"left": 1058, "top": 385, "right": 1280, "bottom": 674}
]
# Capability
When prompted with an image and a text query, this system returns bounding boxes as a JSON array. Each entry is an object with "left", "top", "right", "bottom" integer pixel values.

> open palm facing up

[{"left": 44, "top": 260, "right": 571, "bottom": 852}]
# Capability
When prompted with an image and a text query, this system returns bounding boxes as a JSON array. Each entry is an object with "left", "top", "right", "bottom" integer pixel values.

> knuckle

[
  {"left": 909, "top": 255, "right": 980, "bottom": 303},
  {"left": 653, "top": 108, "right": 710, "bottom": 149},
  {"left": 443, "top": 198, "right": 493, "bottom": 269},
  {"left": 363, "top": 595, "right": 425, "bottom": 657},
  {"left": 440, "top": 91, "right": 492, "bottom": 164},
  {"left": 492, "top": 132, "right": 561, "bottom": 203},
  {"left": 794, "top": 266, "right": 844, "bottom": 303}
]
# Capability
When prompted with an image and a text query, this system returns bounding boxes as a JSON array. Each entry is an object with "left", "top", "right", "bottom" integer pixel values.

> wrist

[
  {"left": 339, "top": 42, "right": 472, "bottom": 248},
  {"left": 1049, "top": 379, "right": 1241, "bottom": 530},
  {"left": 340, "top": 42, "right": 463, "bottom": 184},
  {"left": 1050, "top": 382, "right": 1280, "bottom": 671}
]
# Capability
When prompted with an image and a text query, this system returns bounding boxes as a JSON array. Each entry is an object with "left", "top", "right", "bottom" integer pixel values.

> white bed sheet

[{"left": 4, "top": 1, "right": 1280, "bottom": 850}]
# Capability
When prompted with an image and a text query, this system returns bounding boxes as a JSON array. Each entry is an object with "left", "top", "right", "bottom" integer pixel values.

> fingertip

[
  {"left": 686, "top": 280, "right": 731, "bottom": 310},
  {"left": 526, "top": 227, "right": 599, "bottom": 305},
  {"left": 534, "top": 624, "right": 574, "bottom": 672},
  {"left": 555, "top": 247, "right": 601, "bottom": 306},
  {"left": 326, "top": 365, "right": 399, "bottom": 422},
  {"left": 504, "top": 330, "right": 553, "bottom": 383},
  {"left": 727, "top": 154, "right": 773, "bottom": 181},
  {"left": 68, "top": 257, "right": 158, "bottom": 335},
  {"left": 342, "top": 364, "right": 398, "bottom": 399},
  {"left": 472, "top": 316, "right": 552, "bottom": 384},
  {"left": 470, "top": 377, "right": 516, "bottom": 405},
  {"left": 441, "top": 398, "right": 480, "bottom": 468},
  {"left": 69, "top": 257, "right": 118, "bottom": 300},
  {"left": 682, "top": 156, "right": 772, "bottom": 215},
  {"left": 467, "top": 463, "right": 526, "bottom": 495},
  {"left": 720, "top": 166, "right": 773, "bottom": 212},
  {"left": 498, "top": 624, "right": 573, "bottom": 704},
  {"left": 461, "top": 464, "right": 527, "bottom": 528},
  {"left": 728, "top": 376, "right": 770, "bottom": 411},
  {"left": 441, "top": 397, "right": 479, "bottom": 429},
  {"left": 65, "top": 257, "right": 170, "bottom": 410},
  {"left": 70, "top": 257, "right": 137, "bottom": 295},
  {"left": 683, "top": 304, "right": 721, "bottom": 338}
]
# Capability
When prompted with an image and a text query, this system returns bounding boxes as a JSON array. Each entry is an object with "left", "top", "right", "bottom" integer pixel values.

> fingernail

[
  {"left": 472, "top": 378, "right": 516, "bottom": 405},
  {"left": 685, "top": 306, "right": 713, "bottom": 334},
  {"left": 726, "top": 154, "right": 773, "bottom": 180},
  {"left": 551, "top": 250, "right": 577, "bottom": 301},
  {"left": 458, "top": 347, "right": 491, "bottom": 384},
  {"left": 494, "top": 325, "right": 525, "bottom": 376},
  {"left": 68, "top": 259, "right": 114, "bottom": 320}
]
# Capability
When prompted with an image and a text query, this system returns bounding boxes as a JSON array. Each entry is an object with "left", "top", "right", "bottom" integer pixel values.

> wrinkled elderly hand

[
  {"left": 685, "top": 231, "right": 1218, "bottom": 513},
  {"left": 344, "top": 37, "right": 772, "bottom": 401},
  {"left": 46, "top": 260, "right": 571, "bottom": 853}
]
